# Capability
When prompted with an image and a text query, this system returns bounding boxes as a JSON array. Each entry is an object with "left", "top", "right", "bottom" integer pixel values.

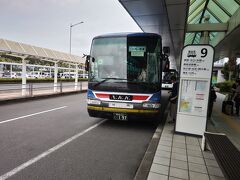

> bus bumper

[{"left": 87, "top": 105, "right": 160, "bottom": 120}]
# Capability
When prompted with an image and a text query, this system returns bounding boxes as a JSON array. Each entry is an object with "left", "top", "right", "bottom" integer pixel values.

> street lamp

[{"left": 69, "top": 21, "right": 84, "bottom": 54}]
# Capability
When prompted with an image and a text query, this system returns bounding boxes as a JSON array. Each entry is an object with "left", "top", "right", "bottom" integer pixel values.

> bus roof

[{"left": 93, "top": 32, "right": 161, "bottom": 39}]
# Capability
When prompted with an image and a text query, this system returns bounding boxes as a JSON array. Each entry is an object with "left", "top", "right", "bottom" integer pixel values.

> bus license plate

[{"left": 113, "top": 113, "right": 128, "bottom": 121}]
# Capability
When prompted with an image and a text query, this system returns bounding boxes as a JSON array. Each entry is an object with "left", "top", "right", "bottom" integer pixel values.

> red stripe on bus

[
  {"left": 95, "top": 93, "right": 109, "bottom": 98},
  {"left": 133, "top": 96, "right": 149, "bottom": 100}
]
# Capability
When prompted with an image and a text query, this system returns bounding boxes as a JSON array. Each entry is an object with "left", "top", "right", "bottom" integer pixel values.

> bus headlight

[
  {"left": 143, "top": 103, "right": 160, "bottom": 109},
  {"left": 87, "top": 99, "right": 101, "bottom": 105}
]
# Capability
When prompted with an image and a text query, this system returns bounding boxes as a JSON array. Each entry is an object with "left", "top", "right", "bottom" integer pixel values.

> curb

[
  {"left": 134, "top": 103, "right": 170, "bottom": 180},
  {"left": 0, "top": 90, "right": 87, "bottom": 105}
]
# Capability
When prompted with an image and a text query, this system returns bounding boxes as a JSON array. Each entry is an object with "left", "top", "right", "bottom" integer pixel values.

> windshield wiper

[{"left": 93, "top": 78, "right": 127, "bottom": 87}]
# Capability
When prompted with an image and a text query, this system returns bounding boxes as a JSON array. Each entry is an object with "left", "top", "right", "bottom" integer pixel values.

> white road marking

[
  {"left": 0, "top": 106, "right": 67, "bottom": 125},
  {"left": 0, "top": 119, "right": 106, "bottom": 180}
]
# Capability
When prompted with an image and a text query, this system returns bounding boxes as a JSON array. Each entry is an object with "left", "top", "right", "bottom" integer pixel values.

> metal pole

[
  {"left": 75, "top": 64, "right": 78, "bottom": 90},
  {"left": 70, "top": 24, "right": 72, "bottom": 54},
  {"left": 54, "top": 62, "right": 58, "bottom": 93},
  {"left": 69, "top": 21, "right": 84, "bottom": 55},
  {"left": 22, "top": 58, "right": 27, "bottom": 96}
]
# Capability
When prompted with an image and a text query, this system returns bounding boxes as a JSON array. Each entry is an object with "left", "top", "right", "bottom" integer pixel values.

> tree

[
  {"left": 228, "top": 56, "right": 237, "bottom": 81},
  {"left": 221, "top": 62, "right": 236, "bottom": 81}
]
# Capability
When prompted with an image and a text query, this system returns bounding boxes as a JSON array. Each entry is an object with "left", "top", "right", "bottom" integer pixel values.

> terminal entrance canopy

[{"left": 119, "top": 0, "right": 240, "bottom": 68}]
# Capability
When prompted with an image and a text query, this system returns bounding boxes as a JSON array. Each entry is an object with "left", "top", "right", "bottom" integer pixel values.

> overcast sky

[{"left": 0, "top": 0, "right": 141, "bottom": 56}]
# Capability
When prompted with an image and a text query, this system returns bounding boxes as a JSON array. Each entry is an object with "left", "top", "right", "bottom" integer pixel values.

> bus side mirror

[
  {"left": 163, "top": 46, "right": 170, "bottom": 55},
  {"left": 162, "top": 54, "right": 170, "bottom": 72},
  {"left": 85, "top": 55, "right": 90, "bottom": 71}
]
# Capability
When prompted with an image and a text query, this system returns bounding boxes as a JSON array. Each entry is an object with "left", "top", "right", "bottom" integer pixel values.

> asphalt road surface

[{"left": 0, "top": 91, "right": 169, "bottom": 180}]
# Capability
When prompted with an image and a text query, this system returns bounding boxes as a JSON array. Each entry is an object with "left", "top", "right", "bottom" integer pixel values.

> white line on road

[
  {"left": 0, "top": 119, "right": 106, "bottom": 180},
  {"left": 0, "top": 106, "right": 67, "bottom": 125}
]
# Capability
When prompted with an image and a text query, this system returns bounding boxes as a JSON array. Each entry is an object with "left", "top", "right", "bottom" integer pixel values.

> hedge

[{"left": 215, "top": 81, "right": 234, "bottom": 93}]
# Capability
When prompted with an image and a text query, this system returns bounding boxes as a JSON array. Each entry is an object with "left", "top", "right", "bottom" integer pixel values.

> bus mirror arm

[{"left": 83, "top": 54, "right": 90, "bottom": 71}]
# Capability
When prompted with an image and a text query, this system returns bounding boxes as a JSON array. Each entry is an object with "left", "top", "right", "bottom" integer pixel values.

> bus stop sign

[{"left": 175, "top": 45, "right": 214, "bottom": 136}]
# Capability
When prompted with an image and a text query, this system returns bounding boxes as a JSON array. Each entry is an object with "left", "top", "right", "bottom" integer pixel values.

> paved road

[{"left": 0, "top": 91, "right": 169, "bottom": 180}]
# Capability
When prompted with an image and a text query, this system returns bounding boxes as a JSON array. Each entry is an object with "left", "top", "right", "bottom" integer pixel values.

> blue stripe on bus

[
  {"left": 87, "top": 89, "right": 95, "bottom": 98},
  {"left": 149, "top": 91, "right": 161, "bottom": 101}
]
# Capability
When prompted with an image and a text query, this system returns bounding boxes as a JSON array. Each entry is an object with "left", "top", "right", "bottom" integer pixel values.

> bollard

[
  {"left": 29, "top": 84, "right": 33, "bottom": 97},
  {"left": 60, "top": 81, "right": 63, "bottom": 93}
]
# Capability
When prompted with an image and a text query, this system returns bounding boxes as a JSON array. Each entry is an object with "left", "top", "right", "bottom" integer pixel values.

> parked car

[{"left": 2, "top": 72, "right": 17, "bottom": 78}]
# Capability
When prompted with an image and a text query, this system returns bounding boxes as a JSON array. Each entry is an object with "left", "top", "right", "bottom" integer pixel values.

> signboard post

[{"left": 175, "top": 45, "right": 214, "bottom": 136}]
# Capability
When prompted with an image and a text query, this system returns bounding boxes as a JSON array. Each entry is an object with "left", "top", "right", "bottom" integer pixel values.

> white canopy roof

[{"left": 0, "top": 38, "right": 85, "bottom": 64}]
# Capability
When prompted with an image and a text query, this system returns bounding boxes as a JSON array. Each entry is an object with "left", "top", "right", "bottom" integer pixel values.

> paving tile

[
  {"left": 172, "top": 147, "right": 187, "bottom": 155},
  {"left": 188, "top": 162, "right": 207, "bottom": 174},
  {"left": 187, "top": 149, "right": 203, "bottom": 157},
  {"left": 160, "top": 137, "right": 173, "bottom": 142},
  {"left": 171, "top": 153, "right": 187, "bottom": 161},
  {"left": 170, "top": 159, "right": 188, "bottom": 170},
  {"left": 153, "top": 156, "right": 170, "bottom": 166},
  {"left": 147, "top": 172, "right": 168, "bottom": 180},
  {"left": 150, "top": 163, "right": 169, "bottom": 175},
  {"left": 172, "top": 142, "right": 186, "bottom": 149},
  {"left": 170, "top": 167, "right": 189, "bottom": 180},
  {"left": 162, "top": 131, "right": 172, "bottom": 134},
  {"left": 203, "top": 152, "right": 216, "bottom": 160},
  {"left": 173, "top": 136, "right": 185, "bottom": 142},
  {"left": 164, "top": 125, "right": 173, "bottom": 129},
  {"left": 188, "top": 155, "right": 205, "bottom": 165},
  {"left": 169, "top": 177, "right": 184, "bottom": 180},
  {"left": 186, "top": 136, "right": 198, "bottom": 141},
  {"left": 157, "top": 145, "right": 171, "bottom": 152},
  {"left": 205, "top": 159, "right": 219, "bottom": 168},
  {"left": 173, "top": 134, "right": 185, "bottom": 139},
  {"left": 209, "top": 175, "right": 226, "bottom": 180},
  {"left": 159, "top": 140, "right": 172, "bottom": 147},
  {"left": 207, "top": 166, "right": 224, "bottom": 177},
  {"left": 173, "top": 139, "right": 186, "bottom": 144},
  {"left": 187, "top": 144, "right": 202, "bottom": 151},
  {"left": 155, "top": 150, "right": 171, "bottom": 158},
  {"left": 161, "top": 134, "right": 173, "bottom": 138},
  {"left": 186, "top": 137, "right": 199, "bottom": 145},
  {"left": 173, "top": 137, "right": 186, "bottom": 144},
  {"left": 189, "top": 171, "right": 210, "bottom": 180}
]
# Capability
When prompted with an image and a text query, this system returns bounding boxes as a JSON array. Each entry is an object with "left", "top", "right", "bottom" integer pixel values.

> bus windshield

[{"left": 89, "top": 36, "right": 161, "bottom": 86}]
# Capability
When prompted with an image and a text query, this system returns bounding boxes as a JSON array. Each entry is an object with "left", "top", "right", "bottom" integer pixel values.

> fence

[{"left": 0, "top": 81, "right": 88, "bottom": 100}]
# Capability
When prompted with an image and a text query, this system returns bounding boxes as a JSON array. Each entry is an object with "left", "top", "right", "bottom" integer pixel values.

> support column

[
  {"left": 217, "top": 69, "right": 225, "bottom": 83},
  {"left": 54, "top": 62, "right": 58, "bottom": 92},
  {"left": 200, "top": 31, "right": 210, "bottom": 44},
  {"left": 200, "top": 15, "right": 210, "bottom": 44},
  {"left": 68, "top": 64, "right": 71, "bottom": 79},
  {"left": 10, "top": 64, "right": 12, "bottom": 77},
  {"left": 75, "top": 64, "right": 78, "bottom": 90},
  {"left": 22, "top": 58, "right": 27, "bottom": 96}
]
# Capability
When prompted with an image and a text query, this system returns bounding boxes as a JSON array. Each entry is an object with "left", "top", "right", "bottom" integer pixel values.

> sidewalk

[
  {"left": 0, "top": 84, "right": 88, "bottom": 104},
  {"left": 147, "top": 113, "right": 225, "bottom": 180},
  {"left": 146, "top": 92, "right": 240, "bottom": 180},
  {"left": 208, "top": 93, "right": 240, "bottom": 150}
]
